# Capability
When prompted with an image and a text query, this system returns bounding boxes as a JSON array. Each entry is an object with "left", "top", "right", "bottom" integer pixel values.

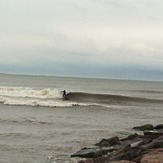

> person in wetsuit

[{"left": 62, "top": 90, "right": 66, "bottom": 99}]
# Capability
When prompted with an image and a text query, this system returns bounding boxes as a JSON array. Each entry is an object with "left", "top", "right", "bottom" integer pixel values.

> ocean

[{"left": 0, "top": 73, "right": 162, "bottom": 163}]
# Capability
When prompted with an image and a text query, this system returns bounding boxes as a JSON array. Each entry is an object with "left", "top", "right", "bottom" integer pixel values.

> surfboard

[{"left": 63, "top": 94, "right": 68, "bottom": 100}]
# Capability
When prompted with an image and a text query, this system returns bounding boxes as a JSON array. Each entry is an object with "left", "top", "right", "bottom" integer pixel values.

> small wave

[
  {"left": 0, "top": 96, "right": 93, "bottom": 108},
  {"left": 66, "top": 92, "right": 163, "bottom": 105},
  {"left": 136, "top": 90, "right": 163, "bottom": 94},
  {"left": 0, "top": 116, "right": 56, "bottom": 125}
]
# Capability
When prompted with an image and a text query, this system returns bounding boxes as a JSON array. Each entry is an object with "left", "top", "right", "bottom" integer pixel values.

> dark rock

[
  {"left": 133, "top": 124, "right": 154, "bottom": 131},
  {"left": 144, "top": 130, "right": 163, "bottom": 139},
  {"left": 115, "top": 144, "right": 131, "bottom": 156},
  {"left": 131, "top": 138, "right": 152, "bottom": 147},
  {"left": 154, "top": 124, "right": 163, "bottom": 129},
  {"left": 71, "top": 147, "right": 113, "bottom": 158},
  {"left": 96, "top": 137, "right": 120, "bottom": 147},
  {"left": 71, "top": 147, "right": 103, "bottom": 158},
  {"left": 121, "top": 133, "right": 142, "bottom": 141},
  {"left": 78, "top": 156, "right": 106, "bottom": 163},
  {"left": 121, "top": 133, "right": 140, "bottom": 141},
  {"left": 132, "top": 155, "right": 143, "bottom": 163},
  {"left": 101, "top": 147, "right": 115, "bottom": 155},
  {"left": 142, "top": 135, "right": 163, "bottom": 149},
  {"left": 106, "top": 147, "right": 145, "bottom": 162},
  {"left": 131, "top": 140, "right": 145, "bottom": 148},
  {"left": 107, "top": 161, "right": 136, "bottom": 163}
]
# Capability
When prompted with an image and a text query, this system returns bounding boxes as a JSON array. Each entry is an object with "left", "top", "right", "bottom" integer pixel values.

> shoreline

[{"left": 71, "top": 123, "right": 163, "bottom": 163}]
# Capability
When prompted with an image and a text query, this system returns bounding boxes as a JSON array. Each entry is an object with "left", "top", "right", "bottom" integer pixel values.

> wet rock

[
  {"left": 142, "top": 135, "right": 163, "bottom": 149},
  {"left": 121, "top": 133, "right": 140, "bottom": 141},
  {"left": 71, "top": 147, "right": 114, "bottom": 159},
  {"left": 115, "top": 144, "right": 132, "bottom": 156},
  {"left": 131, "top": 138, "right": 152, "bottom": 147},
  {"left": 78, "top": 156, "right": 106, "bottom": 163},
  {"left": 78, "top": 161, "right": 86, "bottom": 163},
  {"left": 96, "top": 137, "right": 120, "bottom": 147},
  {"left": 140, "top": 148, "right": 163, "bottom": 163},
  {"left": 106, "top": 147, "right": 145, "bottom": 162},
  {"left": 132, "top": 155, "right": 143, "bottom": 163},
  {"left": 144, "top": 130, "right": 163, "bottom": 139},
  {"left": 154, "top": 124, "right": 163, "bottom": 130},
  {"left": 131, "top": 140, "right": 144, "bottom": 148},
  {"left": 107, "top": 161, "right": 136, "bottom": 163},
  {"left": 133, "top": 124, "right": 154, "bottom": 131},
  {"left": 71, "top": 147, "right": 103, "bottom": 158}
]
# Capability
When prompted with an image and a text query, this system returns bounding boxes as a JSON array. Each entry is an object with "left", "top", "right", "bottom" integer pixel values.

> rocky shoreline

[{"left": 71, "top": 124, "right": 163, "bottom": 163}]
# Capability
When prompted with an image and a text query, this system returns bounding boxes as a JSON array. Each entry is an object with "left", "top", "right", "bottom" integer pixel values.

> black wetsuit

[{"left": 63, "top": 90, "right": 66, "bottom": 99}]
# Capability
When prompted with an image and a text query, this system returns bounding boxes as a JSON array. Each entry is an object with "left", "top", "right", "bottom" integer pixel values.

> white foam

[
  {"left": 0, "top": 86, "right": 98, "bottom": 108},
  {"left": 3, "top": 98, "right": 74, "bottom": 107},
  {"left": 0, "top": 86, "right": 61, "bottom": 99},
  {"left": 0, "top": 96, "right": 92, "bottom": 108}
]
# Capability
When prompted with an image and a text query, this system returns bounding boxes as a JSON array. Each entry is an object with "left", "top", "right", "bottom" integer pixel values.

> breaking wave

[
  {"left": 0, "top": 87, "right": 91, "bottom": 107},
  {"left": 0, "top": 86, "right": 61, "bottom": 99},
  {"left": 0, "top": 87, "right": 162, "bottom": 107}
]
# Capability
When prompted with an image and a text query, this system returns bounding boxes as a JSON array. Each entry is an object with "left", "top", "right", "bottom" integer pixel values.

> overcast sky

[{"left": 0, "top": 0, "right": 163, "bottom": 80}]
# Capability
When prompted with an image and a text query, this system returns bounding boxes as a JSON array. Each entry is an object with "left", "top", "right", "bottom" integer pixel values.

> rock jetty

[{"left": 71, "top": 124, "right": 163, "bottom": 163}]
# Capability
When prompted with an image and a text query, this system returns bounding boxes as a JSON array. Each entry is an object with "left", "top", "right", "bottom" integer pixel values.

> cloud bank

[{"left": 0, "top": 0, "right": 163, "bottom": 80}]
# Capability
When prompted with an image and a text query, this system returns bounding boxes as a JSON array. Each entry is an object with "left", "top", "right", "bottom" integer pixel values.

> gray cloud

[{"left": 0, "top": 0, "right": 163, "bottom": 80}]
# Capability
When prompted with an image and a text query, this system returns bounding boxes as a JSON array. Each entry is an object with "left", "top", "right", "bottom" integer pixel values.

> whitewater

[{"left": 0, "top": 86, "right": 83, "bottom": 107}]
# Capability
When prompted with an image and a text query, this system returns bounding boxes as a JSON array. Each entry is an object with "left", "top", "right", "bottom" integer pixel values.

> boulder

[
  {"left": 115, "top": 144, "right": 131, "bottom": 156},
  {"left": 142, "top": 135, "right": 163, "bottom": 149},
  {"left": 71, "top": 147, "right": 103, "bottom": 158},
  {"left": 154, "top": 124, "right": 163, "bottom": 130},
  {"left": 140, "top": 148, "right": 163, "bottom": 163},
  {"left": 96, "top": 137, "right": 120, "bottom": 147},
  {"left": 106, "top": 147, "right": 145, "bottom": 162},
  {"left": 133, "top": 124, "right": 154, "bottom": 131},
  {"left": 71, "top": 147, "right": 114, "bottom": 158},
  {"left": 78, "top": 156, "right": 106, "bottom": 163},
  {"left": 131, "top": 140, "right": 145, "bottom": 148},
  {"left": 144, "top": 130, "right": 163, "bottom": 139},
  {"left": 121, "top": 133, "right": 140, "bottom": 141},
  {"left": 107, "top": 161, "right": 135, "bottom": 163},
  {"left": 131, "top": 138, "right": 152, "bottom": 147}
]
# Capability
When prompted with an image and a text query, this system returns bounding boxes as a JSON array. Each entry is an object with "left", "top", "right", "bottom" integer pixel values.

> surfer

[{"left": 62, "top": 90, "right": 66, "bottom": 100}]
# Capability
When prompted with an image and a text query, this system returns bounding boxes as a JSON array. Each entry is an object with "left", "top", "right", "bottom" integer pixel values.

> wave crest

[{"left": 66, "top": 92, "right": 163, "bottom": 105}]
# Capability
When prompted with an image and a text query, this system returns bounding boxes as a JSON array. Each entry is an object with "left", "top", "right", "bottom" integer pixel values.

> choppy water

[{"left": 0, "top": 73, "right": 162, "bottom": 163}]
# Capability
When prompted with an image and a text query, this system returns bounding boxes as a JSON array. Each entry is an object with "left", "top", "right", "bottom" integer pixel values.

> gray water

[{"left": 0, "top": 73, "right": 162, "bottom": 163}]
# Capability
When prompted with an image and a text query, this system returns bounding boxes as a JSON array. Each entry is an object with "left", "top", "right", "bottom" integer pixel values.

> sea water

[{"left": 0, "top": 73, "right": 162, "bottom": 163}]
